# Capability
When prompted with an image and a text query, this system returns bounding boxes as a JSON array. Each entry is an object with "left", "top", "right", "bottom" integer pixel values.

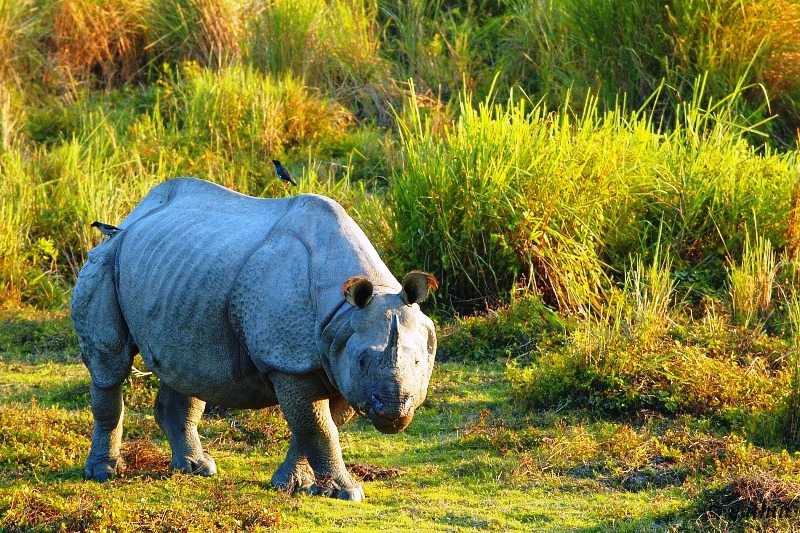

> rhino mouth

[{"left": 367, "top": 410, "right": 414, "bottom": 434}]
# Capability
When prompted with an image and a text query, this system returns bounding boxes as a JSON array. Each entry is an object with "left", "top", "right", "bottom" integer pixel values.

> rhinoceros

[{"left": 71, "top": 178, "right": 437, "bottom": 501}]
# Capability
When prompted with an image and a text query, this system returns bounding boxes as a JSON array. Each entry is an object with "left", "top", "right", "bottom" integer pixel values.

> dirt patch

[
  {"left": 700, "top": 472, "right": 800, "bottom": 519},
  {"left": 120, "top": 439, "right": 170, "bottom": 476},
  {"left": 347, "top": 463, "right": 403, "bottom": 482}
]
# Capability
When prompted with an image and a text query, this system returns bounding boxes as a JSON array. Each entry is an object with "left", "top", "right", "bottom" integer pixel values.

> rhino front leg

[
  {"left": 271, "top": 441, "right": 315, "bottom": 493},
  {"left": 154, "top": 384, "right": 216, "bottom": 476},
  {"left": 270, "top": 372, "right": 364, "bottom": 502},
  {"left": 85, "top": 383, "right": 126, "bottom": 481}
]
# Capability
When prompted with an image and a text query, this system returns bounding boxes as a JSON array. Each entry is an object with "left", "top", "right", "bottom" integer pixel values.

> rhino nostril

[{"left": 371, "top": 393, "right": 385, "bottom": 415}]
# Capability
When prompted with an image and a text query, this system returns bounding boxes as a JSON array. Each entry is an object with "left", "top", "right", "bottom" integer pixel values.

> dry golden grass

[{"left": 52, "top": 0, "right": 148, "bottom": 89}]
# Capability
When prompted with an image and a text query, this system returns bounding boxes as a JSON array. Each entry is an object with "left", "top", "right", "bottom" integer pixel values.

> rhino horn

[{"left": 383, "top": 314, "right": 400, "bottom": 367}]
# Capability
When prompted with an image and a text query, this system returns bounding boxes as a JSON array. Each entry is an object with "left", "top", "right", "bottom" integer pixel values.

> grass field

[
  {"left": 1, "top": 313, "right": 800, "bottom": 532},
  {"left": 3, "top": 0, "right": 800, "bottom": 530}
]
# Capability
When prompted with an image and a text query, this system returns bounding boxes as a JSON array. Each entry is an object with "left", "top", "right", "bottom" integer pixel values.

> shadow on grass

[
  {"left": 0, "top": 316, "right": 80, "bottom": 364},
  {"left": 3, "top": 378, "right": 90, "bottom": 410}
]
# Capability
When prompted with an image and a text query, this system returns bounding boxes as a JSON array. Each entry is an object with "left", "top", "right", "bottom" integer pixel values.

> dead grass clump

[
  {"left": 347, "top": 463, "right": 403, "bottom": 482},
  {"left": 120, "top": 438, "right": 170, "bottom": 476},
  {"left": 700, "top": 472, "right": 800, "bottom": 520},
  {"left": 52, "top": 0, "right": 148, "bottom": 90}
]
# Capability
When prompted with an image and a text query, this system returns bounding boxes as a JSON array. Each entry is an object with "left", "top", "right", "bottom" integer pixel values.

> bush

[
  {"left": 391, "top": 86, "right": 796, "bottom": 311},
  {"left": 437, "top": 295, "right": 563, "bottom": 362}
]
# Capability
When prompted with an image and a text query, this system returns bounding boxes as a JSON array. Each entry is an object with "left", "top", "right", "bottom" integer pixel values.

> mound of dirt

[
  {"left": 347, "top": 463, "right": 403, "bottom": 482},
  {"left": 700, "top": 472, "right": 800, "bottom": 519},
  {"left": 120, "top": 439, "right": 170, "bottom": 476}
]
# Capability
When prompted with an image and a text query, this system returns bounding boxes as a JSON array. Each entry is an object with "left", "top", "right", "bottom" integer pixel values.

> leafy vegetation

[{"left": 2, "top": 0, "right": 800, "bottom": 529}]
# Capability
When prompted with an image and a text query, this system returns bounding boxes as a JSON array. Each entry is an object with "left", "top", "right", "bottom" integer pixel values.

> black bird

[
  {"left": 272, "top": 159, "right": 297, "bottom": 186},
  {"left": 91, "top": 221, "right": 122, "bottom": 238}
]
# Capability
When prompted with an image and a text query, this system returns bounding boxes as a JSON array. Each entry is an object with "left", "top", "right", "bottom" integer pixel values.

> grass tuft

[{"left": 728, "top": 234, "right": 777, "bottom": 328}]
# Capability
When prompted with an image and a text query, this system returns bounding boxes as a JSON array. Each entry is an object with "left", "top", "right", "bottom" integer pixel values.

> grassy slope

[{"left": 0, "top": 314, "right": 696, "bottom": 532}]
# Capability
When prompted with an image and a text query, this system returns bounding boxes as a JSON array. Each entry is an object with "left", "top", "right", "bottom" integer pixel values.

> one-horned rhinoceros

[{"left": 71, "top": 177, "right": 437, "bottom": 501}]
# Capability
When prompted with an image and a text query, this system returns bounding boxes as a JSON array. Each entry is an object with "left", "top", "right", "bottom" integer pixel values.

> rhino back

[{"left": 116, "top": 179, "right": 293, "bottom": 404}]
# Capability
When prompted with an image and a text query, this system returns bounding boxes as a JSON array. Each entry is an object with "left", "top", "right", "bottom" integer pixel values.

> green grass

[{"left": 2, "top": 313, "right": 800, "bottom": 531}]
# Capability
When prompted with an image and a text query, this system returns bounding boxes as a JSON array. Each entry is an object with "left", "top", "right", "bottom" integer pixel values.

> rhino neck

[{"left": 286, "top": 195, "right": 400, "bottom": 349}]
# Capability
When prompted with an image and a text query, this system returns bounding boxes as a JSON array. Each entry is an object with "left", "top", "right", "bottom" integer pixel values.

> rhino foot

[
  {"left": 173, "top": 452, "right": 217, "bottom": 476},
  {"left": 272, "top": 459, "right": 315, "bottom": 493},
  {"left": 309, "top": 483, "right": 365, "bottom": 502},
  {"left": 84, "top": 456, "right": 124, "bottom": 481}
]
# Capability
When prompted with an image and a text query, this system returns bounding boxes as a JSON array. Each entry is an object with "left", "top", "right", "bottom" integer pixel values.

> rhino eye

[{"left": 358, "top": 352, "right": 369, "bottom": 370}]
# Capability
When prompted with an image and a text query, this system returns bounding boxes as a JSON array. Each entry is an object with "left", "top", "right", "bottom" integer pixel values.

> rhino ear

[
  {"left": 342, "top": 276, "right": 374, "bottom": 308},
  {"left": 400, "top": 271, "right": 438, "bottom": 305}
]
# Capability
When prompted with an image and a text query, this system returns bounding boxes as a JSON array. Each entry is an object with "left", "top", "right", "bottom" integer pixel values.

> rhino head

[{"left": 328, "top": 271, "right": 437, "bottom": 434}]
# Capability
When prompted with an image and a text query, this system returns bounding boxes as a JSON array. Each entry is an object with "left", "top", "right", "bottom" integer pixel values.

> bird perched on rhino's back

[
  {"left": 71, "top": 177, "right": 438, "bottom": 503},
  {"left": 91, "top": 221, "right": 122, "bottom": 238},
  {"left": 272, "top": 159, "right": 297, "bottom": 186}
]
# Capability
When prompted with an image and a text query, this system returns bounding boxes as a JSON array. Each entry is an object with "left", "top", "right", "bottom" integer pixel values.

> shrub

[
  {"left": 437, "top": 295, "right": 564, "bottom": 362},
  {"left": 698, "top": 472, "right": 800, "bottom": 520},
  {"left": 783, "top": 292, "right": 800, "bottom": 448}
]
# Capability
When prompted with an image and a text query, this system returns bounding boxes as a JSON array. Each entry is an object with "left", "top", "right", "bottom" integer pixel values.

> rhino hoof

[
  {"left": 335, "top": 485, "right": 365, "bottom": 502},
  {"left": 271, "top": 461, "right": 315, "bottom": 493},
  {"left": 308, "top": 483, "right": 364, "bottom": 502},
  {"left": 84, "top": 456, "right": 124, "bottom": 481},
  {"left": 174, "top": 453, "right": 217, "bottom": 476}
]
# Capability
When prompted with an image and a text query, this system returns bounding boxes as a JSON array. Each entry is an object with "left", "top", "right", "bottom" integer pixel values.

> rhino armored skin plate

[{"left": 72, "top": 177, "right": 437, "bottom": 502}]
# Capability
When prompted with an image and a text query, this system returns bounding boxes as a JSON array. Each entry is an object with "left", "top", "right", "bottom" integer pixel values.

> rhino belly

[{"left": 137, "top": 338, "right": 278, "bottom": 409}]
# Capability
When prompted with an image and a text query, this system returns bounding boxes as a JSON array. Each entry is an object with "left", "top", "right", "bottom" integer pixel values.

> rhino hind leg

[
  {"left": 85, "top": 382, "right": 126, "bottom": 481},
  {"left": 154, "top": 384, "right": 217, "bottom": 476},
  {"left": 270, "top": 372, "right": 364, "bottom": 502}
]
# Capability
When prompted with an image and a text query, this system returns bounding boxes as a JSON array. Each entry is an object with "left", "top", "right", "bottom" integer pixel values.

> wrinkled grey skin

[{"left": 71, "top": 178, "right": 437, "bottom": 501}]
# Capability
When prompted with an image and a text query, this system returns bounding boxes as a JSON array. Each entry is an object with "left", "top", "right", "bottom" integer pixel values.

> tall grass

[
  {"left": 0, "top": 0, "right": 48, "bottom": 87},
  {"left": 247, "top": 0, "right": 388, "bottom": 115},
  {"left": 727, "top": 234, "right": 777, "bottom": 328},
  {"left": 146, "top": 0, "right": 242, "bottom": 68},
  {"left": 391, "top": 84, "right": 796, "bottom": 311},
  {"left": 502, "top": 0, "right": 800, "bottom": 142},
  {"left": 786, "top": 292, "right": 800, "bottom": 448},
  {"left": 0, "top": 63, "right": 372, "bottom": 306},
  {"left": 52, "top": 0, "right": 148, "bottom": 89}
]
